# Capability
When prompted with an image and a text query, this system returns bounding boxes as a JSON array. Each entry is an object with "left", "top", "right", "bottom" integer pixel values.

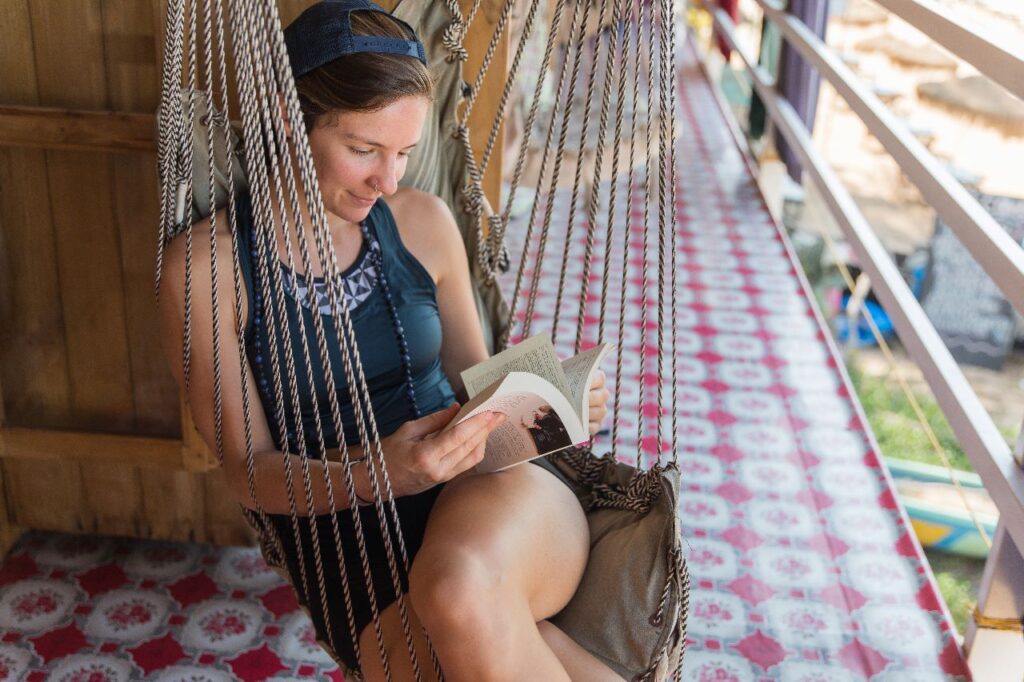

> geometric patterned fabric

[
  {"left": 280, "top": 233, "right": 381, "bottom": 315},
  {"left": 0, "top": 37, "right": 970, "bottom": 682}
]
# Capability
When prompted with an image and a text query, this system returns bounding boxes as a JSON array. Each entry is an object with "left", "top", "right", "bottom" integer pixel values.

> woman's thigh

[{"left": 415, "top": 463, "right": 589, "bottom": 619}]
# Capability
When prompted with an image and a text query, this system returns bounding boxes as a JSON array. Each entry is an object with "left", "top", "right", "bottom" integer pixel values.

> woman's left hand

[{"left": 588, "top": 369, "right": 610, "bottom": 437}]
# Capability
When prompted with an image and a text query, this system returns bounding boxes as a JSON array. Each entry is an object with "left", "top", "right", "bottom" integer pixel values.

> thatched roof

[
  {"left": 855, "top": 34, "right": 958, "bottom": 70},
  {"left": 917, "top": 75, "right": 1024, "bottom": 134}
]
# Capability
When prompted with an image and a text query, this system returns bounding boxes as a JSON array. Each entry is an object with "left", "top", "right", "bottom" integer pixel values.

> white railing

[{"left": 696, "top": 1, "right": 1024, "bottom": 678}]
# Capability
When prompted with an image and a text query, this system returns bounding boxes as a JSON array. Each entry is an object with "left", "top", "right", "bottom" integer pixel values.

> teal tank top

[{"left": 235, "top": 193, "right": 457, "bottom": 456}]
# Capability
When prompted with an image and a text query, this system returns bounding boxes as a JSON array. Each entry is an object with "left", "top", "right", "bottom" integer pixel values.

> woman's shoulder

[
  {"left": 161, "top": 208, "right": 237, "bottom": 294},
  {"left": 383, "top": 187, "right": 463, "bottom": 284}
]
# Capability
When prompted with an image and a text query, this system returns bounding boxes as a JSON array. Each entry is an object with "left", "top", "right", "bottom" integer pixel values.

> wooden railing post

[{"left": 965, "top": 523, "right": 1024, "bottom": 680}]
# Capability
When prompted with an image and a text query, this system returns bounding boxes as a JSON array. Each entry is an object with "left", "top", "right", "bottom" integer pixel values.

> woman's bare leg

[
  {"left": 403, "top": 464, "right": 622, "bottom": 682},
  {"left": 538, "top": 620, "right": 624, "bottom": 682},
  {"left": 358, "top": 597, "right": 441, "bottom": 682}
]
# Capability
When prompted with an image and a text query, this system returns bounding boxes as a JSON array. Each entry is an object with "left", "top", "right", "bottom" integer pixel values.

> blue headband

[{"left": 284, "top": 0, "right": 427, "bottom": 79}]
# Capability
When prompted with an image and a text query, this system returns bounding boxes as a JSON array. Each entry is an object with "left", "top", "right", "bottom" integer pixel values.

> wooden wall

[{"left": 0, "top": 0, "right": 505, "bottom": 552}]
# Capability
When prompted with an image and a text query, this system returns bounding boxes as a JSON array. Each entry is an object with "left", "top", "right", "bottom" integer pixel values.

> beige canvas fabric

[
  {"left": 551, "top": 453, "right": 688, "bottom": 681},
  {"left": 393, "top": 0, "right": 511, "bottom": 354}
]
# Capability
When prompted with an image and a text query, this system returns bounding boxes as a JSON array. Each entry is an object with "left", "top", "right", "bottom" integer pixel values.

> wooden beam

[
  {"left": 0, "top": 105, "right": 155, "bottom": 153},
  {"left": 0, "top": 377, "right": 23, "bottom": 556},
  {"left": 459, "top": 0, "right": 507, "bottom": 211},
  {"left": 0, "top": 427, "right": 183, "bottom": 468}
]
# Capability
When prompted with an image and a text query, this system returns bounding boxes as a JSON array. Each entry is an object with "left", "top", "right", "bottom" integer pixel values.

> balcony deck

[{"left": 0, "top": 34, "right": 970, "bottom": 682}]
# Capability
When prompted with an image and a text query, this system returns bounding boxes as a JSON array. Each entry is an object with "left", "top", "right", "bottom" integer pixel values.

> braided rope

[
  {"left": 155, "top": 0, "right": 186, "bottom": 302},
  {"left": 635, "top": 0, "right": 655, "bottom": 470},
  {"left": 499, "top": 0, "right": 569, "bottom": 350},
  {"left": 203, "top": 0, "right": 227, "bottom": 468},
  {"left": 551, "top": 0, "right": 607, "bottom": 347},
  {"left": 667, "top": 0, "right": 680, "bottom": 468},
  {"left": 477, "top": 0, "right": 542, "bottom": 182},
  {"left": 181, "top": 0, "right": 199, "bottom": 393},
  {"left": 231, "top": 2, "right": 342, "bottom": 659},
  {"left": 654, "top": 0, "right": 678, "bottom": 471},
  {"left": 442, "top": 0, "right": 468, "bottom": 63},
  {"left": 521, "top": 0, "right": 589, "bottom": 341},
  {"left": 610, "top": 2, "right": 640, "bottom": 460},
  {"left": 577, "top": 0, "right": 624, "bottom": 354},
  {"left": 261, "top": 0, "right": 430, "bottom": 672}
]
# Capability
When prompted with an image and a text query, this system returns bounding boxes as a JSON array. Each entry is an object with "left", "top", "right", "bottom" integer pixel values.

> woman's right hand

[{"left": 378, "top": 403, "right": 506, "bottom": 497}]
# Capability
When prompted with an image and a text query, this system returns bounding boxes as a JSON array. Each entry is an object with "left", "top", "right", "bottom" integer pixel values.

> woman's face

[{"left": 307, "top": 94, "right": 430, "bottom": 225}]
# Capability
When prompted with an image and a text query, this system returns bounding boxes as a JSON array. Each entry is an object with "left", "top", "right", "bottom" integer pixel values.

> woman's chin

[{"left": 326, "top": 202, "right": 374, "bottom": 226}]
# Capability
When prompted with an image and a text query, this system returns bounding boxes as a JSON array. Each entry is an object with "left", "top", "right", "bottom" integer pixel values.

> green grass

[
  {"left": 925, "top": 550, "right": 983, "bottom": 635},
  {"left": 847, "top": 358, "right": 975, "bottom": 473},
  {"left": 846, "top": 355, "right": 982, "bottom": 635}
]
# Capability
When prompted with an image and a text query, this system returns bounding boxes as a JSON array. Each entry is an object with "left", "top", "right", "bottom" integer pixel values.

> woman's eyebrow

[{"left": 342, "top": 132, "right": 419, "bottom": 150}]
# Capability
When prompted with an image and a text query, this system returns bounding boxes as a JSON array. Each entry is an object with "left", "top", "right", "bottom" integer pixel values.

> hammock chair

[{"left": 156, "top": 0, "right": 688, "bottom": 679}]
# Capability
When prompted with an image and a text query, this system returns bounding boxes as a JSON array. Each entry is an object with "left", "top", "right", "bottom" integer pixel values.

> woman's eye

[{"left": 350, "top": 147, "right": 373, "bottom": 156}]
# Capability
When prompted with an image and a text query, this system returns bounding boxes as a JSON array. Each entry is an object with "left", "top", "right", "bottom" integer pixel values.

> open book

[{"left": 446, "top": 334, "right": 612, "bottom": 474}]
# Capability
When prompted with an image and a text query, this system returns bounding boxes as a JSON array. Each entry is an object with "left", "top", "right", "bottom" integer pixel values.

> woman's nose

[{"left": 372, "top": 157, "right": 400, "bottom": 195}]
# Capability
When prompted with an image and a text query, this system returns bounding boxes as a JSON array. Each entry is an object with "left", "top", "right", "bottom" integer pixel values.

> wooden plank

[
  {"left": 3, "top": 460, "right": 86, "bottom": 532},
  {"left": 0, "top": 356, "right": 24, "bottom": 555},
  {"left": 0, "top": 462, "right": 23, "bottom": 558},
  {"left": 459, "top": 0, "right": 507, "bottom": 210},
  {"left": 0, "top": 106, "right": 154, "bottom": 153},
  {"left": 141, "top": 468, "right": 203, "bottom": 540},
  {"left": 104, "top": 0, "right": 192, "bottom": 540},
  {"left": 27, "top": 0, "right": 110, "bottom": 109},
  {"left": 111, "top": 155, "right": 181, "bottom": 436},
  {"left": 31, "top": 1, "right": 142, "bottom": 535},
  {"left": 0, "top": 428, "right": 182, "bottom": 467},
  {"left": 101, "top": 0, "right": 160, "bottom": 113},
  {"left": 44, "top": 152, "right": 137, "bottom": 433},
  {"left": 104, "top": 0, "right": 179, "bottom": 438},
  {"left": 0, "top": 1, "right": 85, "bottom": 534},
  {"left": 0, "top": 1, "right": 39, "bottom": 106},
  {"left": 0, "top": 148, "right": 73, "bottom": 429}
]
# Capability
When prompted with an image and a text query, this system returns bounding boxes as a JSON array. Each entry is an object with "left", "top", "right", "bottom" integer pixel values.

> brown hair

[{"left": 295, "top": 11, "right": 433, "bottom": 132}]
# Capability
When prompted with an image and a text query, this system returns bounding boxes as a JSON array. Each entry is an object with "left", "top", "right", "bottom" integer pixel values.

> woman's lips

[{"left": 349, "top": 191, "right": 376, "bottom": 207}]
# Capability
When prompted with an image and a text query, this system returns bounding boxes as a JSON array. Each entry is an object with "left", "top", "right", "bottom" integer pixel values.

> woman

[{"left": 159, "top": 2, "right": 617, "bottom": 680}]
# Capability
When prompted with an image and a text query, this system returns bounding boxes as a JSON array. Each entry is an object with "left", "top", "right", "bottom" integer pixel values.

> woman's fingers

[
  {"left": 403, "top": 403, "right": 460, "bottom": 439},
  {"left": 424, "top": 411, "right": 504, "bottom": 474},
  {"left": 439, "top": 420, "right": 496, "bottom": 475}
]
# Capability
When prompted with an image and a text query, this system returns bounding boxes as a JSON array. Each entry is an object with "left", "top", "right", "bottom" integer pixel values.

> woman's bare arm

[
  {"left": 158, "top": 211, "right": 499, "bottom": 514},
  {"left": 158, "top": 215, "right": 372, "bottom": 514}
]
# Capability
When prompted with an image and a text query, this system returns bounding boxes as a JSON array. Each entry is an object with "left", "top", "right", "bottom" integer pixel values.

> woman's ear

[{"left": 277, "top": 93, "right": 292, "bottom": 138}]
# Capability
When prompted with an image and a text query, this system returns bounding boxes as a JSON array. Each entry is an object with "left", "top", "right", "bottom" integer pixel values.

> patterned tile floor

[{"left": 0, "top": 36, "right": 970, "bottom": 682}]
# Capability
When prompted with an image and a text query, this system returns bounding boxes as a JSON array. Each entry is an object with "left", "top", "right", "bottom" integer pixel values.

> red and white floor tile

[{"left": 0, "top": 533, "right": 343, "bottom": 680}]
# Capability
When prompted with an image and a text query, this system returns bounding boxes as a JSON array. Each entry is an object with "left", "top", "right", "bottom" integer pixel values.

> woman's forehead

[{"left": 325, "top": 96, "right": 428, "bottom": 148}]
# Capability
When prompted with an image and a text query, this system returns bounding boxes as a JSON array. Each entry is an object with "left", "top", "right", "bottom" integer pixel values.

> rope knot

[{"left": 442, "top": 19, "right": 468, "bottom": 63}]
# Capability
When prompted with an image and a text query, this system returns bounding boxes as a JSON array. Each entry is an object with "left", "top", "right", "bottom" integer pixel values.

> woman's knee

[{"left": 408, "top": 545, "right": 506, "bottom": 637}]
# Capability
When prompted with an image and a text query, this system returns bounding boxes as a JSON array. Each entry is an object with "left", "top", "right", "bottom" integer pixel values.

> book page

[
  {"left": 560, "top": 343, "right": 612, "bottom": 423},
  {"left": 461, "top": 334, "right": 571, "bottom": 404},
  {"left": 443, "top": 373, "right": 588, "bottom": 473}
]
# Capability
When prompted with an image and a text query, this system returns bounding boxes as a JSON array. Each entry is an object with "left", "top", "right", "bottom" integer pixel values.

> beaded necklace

[{"left": 248, "top": 210, "right": 421, "bottom": 453}]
